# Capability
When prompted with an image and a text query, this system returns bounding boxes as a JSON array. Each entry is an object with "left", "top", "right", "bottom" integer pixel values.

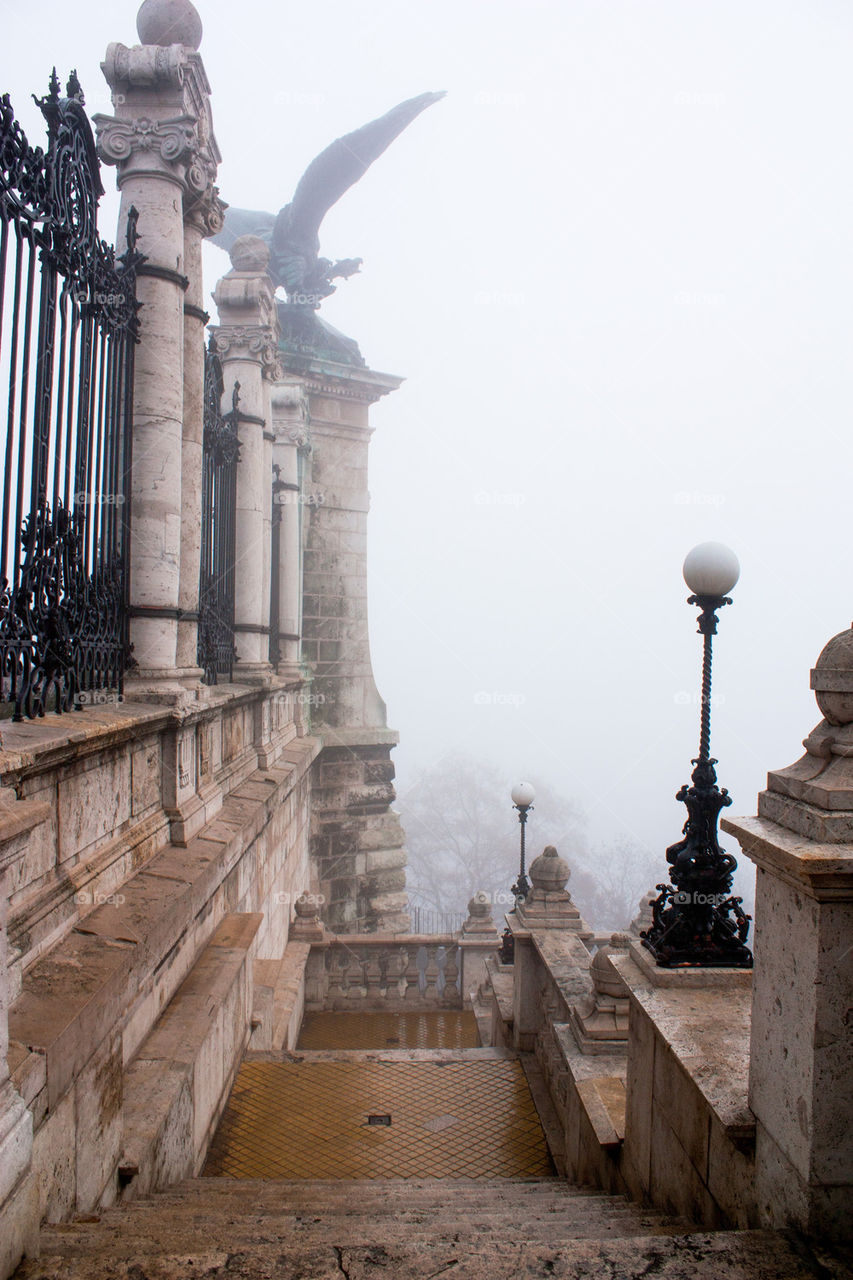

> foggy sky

[{"left": 4, "top": 0, "right": 852, "bottom": 908}]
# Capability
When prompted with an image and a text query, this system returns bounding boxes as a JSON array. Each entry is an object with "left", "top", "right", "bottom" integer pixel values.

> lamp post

[
  {"left": 510, "top": 781, "right": 535, "bottom": 904},
  {"left": 641, "top": 542, "right": 753, "bottom": 969}
]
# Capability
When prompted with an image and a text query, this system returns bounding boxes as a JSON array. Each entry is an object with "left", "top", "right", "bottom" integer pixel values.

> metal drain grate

[{"left": 367, "top": 1114, "right": 392, "bottom": 1126}]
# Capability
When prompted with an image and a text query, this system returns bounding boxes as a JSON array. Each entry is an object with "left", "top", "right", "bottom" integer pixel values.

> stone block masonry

[{"left": 274, "top": 353, "right": 411, "bottom": 934}]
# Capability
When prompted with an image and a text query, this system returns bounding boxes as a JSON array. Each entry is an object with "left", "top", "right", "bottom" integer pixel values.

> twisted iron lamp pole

[
  {"left": 500, "top": 781, "right": 536, "bottom": 964},
  {"left": 510, "top": 781, "right": 535, "bottom": 904},
  {"left": 641, "top": 543, "right": 753, "bottom": 969}
]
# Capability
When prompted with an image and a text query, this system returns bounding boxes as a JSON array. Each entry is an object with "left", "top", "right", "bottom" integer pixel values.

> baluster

[
  {"left": 402, "top": 947, "right": 420, "bottom": 1002},
  {"left": 392, "top": 946, "right": 408, "bottom": 1001},
  {"left": 423, "top": 945, "right": 440, "bottom": 1003},
  {"left": 327, "top": 948, "right": 345, "bottom": 1008},
  {"left": 365, "top": 948, "right": 385, "bottom": 1004},
  {"left": 442, "top": 944, "right": 460, "bottom": 1005}
]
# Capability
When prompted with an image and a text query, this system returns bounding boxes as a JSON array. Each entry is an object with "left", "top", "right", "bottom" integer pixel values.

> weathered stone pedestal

[{"left": 723, "top": 623, "right": 853, "bottom": 1242}]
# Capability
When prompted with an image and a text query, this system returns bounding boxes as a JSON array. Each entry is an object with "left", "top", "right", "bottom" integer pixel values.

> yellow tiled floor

[
  {"left": 204, "top": 1059, "right": 554, "bottom": 1180},
  {"left": 297, "top": 1010, "right": 481, "bottom": 1051}
]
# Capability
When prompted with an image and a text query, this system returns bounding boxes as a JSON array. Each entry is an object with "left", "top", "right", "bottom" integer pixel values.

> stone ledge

[
  {"left": 0, "top": 679, "right": 304, "bottom": 784},
  {"left": 576, "top": 1076, "right": 626, "bottom": 1149},
  {"left": 612, "top": 953, "right": 754, "bottom": 1141},
  {"left": 627, "top": 940, "right": 752, "bottom": 990},
  {"left": 723, "top": 814, "right": 853, "bottom": 901},
  {"left": 120, "top": 912, "right": 262, "bottom": 1200},
  {"left": 250, "top": 942, "right": 311, "bottom": 1052},
  {"left": 530, "top": 929, "right": 593, "bottom": 1006}
]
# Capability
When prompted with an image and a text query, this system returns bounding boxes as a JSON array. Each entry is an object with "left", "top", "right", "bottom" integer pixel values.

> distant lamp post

[
  {"left": 641, "top": 542, "right": 753, "bottom": 968},
  {"left": 510, "top": 781, "right": 535, "bottom": 904}
]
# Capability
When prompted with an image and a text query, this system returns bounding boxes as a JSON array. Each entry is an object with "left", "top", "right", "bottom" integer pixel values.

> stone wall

[{"left": 0, "top": 681, "right": 320, "bottom": 1278}]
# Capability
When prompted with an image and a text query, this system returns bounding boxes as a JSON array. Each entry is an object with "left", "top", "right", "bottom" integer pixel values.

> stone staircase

[{"left": 14, "top": 1176, "right": 850, "bottom": 1280}]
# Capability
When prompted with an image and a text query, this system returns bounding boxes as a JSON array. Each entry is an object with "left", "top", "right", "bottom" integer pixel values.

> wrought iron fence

[
  {"left": 0, "top": 71, "right": 141, "bottom": 720},
  {"left": 407, "top": 903, "right": 467, "bottom": 936},
  {"left": 197, "top": 344, "right": 239, "bottom": 684}
]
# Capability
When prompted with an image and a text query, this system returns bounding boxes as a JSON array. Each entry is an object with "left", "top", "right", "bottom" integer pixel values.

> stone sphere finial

[
  {"left": 812, "top": 626, "right": 853, "bottom": 727},
  {"left": 467, "top": 890, "right": 491, "bottom": 919},
  {"left": 529, "top": 845, "right": 570, "bottom": 893},
  {"left": 294, "top": 893, "right": 319, "bottom": 920},
  {"left": 229, "top": 235, "right": 271, "bottom": 273},
  {"left": 137, "top": 0, "right": 203, "bottom": 49}
]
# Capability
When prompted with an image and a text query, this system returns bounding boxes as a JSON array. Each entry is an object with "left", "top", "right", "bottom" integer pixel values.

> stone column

[
  {"left": 723, "top": 624, "right": 853, "bottom": 1240},
  {"left": 94, "top": 0, "right": 220, "bottom": 697},
  {"left": 177, "top": 195, "right": 224, "bottom": 672},
  {"left": 270, "top": 383, "right": 310, "bottom": 678},
  {"left": 210, "top": 236, "right": 280, "bottom": 682}
]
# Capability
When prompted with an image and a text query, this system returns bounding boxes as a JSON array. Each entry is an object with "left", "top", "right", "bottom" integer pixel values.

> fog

[{"left": 5, "top": 0, "right": 852, "bottom": 912}]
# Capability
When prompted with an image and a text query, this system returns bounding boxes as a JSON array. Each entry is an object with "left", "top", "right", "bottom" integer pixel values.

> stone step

[
  {"left": 18, "top": 1230, "right": 851, "bottom": 1280},
  {"left": 133, "top": 1175, "right": 599, "bottom": 1203},
  {"left": 39, "top": 1205, "right": 663, "bottom": 1246}
]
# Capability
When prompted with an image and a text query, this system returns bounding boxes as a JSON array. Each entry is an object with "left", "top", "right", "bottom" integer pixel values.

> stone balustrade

[{"left": 305, "top": 935, "right": 462, "bottom": 1011}]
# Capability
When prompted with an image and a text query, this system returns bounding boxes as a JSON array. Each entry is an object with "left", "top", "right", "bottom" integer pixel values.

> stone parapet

[{"left": 611, "top": 951, "right": 756, "bottom": 1230}]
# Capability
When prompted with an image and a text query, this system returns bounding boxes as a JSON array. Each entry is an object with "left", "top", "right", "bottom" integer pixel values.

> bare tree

[
  {"left": 397, "top": 754, "right": 660, "bottom": 933},
  {"left": 397, "top": 754, "right": 587, "bottom": 917}
]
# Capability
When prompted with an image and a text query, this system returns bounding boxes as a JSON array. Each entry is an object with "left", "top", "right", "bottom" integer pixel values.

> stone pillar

[
  {"left": 723, "top": 624, "right": 853, "bottom": 1240},
  {"left": 515, "top": 845, "right": 594, "bottom": 943},
  {"left": 458, "top": 891, "right": 501, "bottom": 999},
  {"left": 509, "top": 847, "right": 594, "bottom": 1052},
  {"left": 177, "top": 195, "right": 224, "bottom": 672},
  {"left": 94, "top": 0, "right": 220, "bottom": 697},
  {"left": 270, "top": 383, "right": 310, "bottom": 678},
  {"left": 211, "top": 236, "right": 280, "bottom": 682}
]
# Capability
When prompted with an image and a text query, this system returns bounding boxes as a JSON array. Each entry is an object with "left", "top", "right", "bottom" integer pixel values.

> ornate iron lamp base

[{"left": 641, "top": 758, "right": 753, "bottom": 968}]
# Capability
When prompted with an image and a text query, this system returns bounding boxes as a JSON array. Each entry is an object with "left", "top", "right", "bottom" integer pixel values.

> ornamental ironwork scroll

[
  {"left": 197, "top": 344, "right": 239, "bottom": 684},
  {"left": 0, "top": 71, "right": 141, "bottom": 720}
]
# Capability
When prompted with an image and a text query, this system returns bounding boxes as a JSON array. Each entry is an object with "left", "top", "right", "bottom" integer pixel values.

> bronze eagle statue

[{"left": 212, "top": 91, "right": 445, "bottom": 307}]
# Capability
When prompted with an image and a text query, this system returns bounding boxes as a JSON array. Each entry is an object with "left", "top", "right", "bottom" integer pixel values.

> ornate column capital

[
  {"left": 94, "top": 112, "right": 198, "bottom": 175},
  {"left": 209, "top": 325, "right": 281, "bottom": 380}
]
